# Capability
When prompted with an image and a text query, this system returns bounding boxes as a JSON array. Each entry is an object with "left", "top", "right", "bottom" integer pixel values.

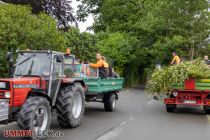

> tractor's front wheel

[
  {"left": 56, "top": 83, "right": 85, "bottom": 128},
  {"left": 18, "top": 96, "right": 51, "bottom": 140}
]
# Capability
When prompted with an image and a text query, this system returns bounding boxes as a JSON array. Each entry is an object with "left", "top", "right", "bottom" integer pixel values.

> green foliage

[
  {"left": 64, "top": 27, "right": 98, "bottom": 62},
  {"left": 146, "top": 59, "right": 210, "bottom": 96},
  {"left": 150, "top": 35, "right": 188, "bottom": 65},
  {"left": 77, "top": 0, "right": 210, "bottom": 86},
  {"left": 3, "top": 0, "right": 77, "bottom": 28},
  {"left": 0, "top": 4, "right": 65, "bottom": 77},
  {"left": 96, "top": 32, "right": 137, "bottom": 74}
]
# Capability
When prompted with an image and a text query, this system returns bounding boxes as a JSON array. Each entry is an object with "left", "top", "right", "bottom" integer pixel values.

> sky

[{"left": 71, "top": 0, "right": 94, "bottom": 33}]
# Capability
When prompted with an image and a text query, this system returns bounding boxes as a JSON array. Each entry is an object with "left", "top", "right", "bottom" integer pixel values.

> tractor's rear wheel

[
  {"left": 104, "top": 92, "right": 117, "bottom": 112},
  {"left": 18, "top": 96, "right": 51, "bottom": 140},
  {"left": 56, "top": 83, "right": 85, "bottom": 128}
]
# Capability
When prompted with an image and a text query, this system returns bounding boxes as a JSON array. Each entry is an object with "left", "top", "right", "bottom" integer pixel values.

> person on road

[
  {"left": 90, "top": 53, "right": 108, "bottom": 78},
  {"left": 204, "top": 55, "right": 210, "bottom": 66},
  {"left": 170, "top": 52, "right": 181, "bottom": 65}
]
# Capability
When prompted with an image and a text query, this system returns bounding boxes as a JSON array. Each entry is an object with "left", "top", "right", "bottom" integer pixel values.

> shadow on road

[
  {"left": 84, "top": 106, "right": 105, "bottom": 114},
  {"left": 173, "top": 106, "right": 204, "bottom": 115}
]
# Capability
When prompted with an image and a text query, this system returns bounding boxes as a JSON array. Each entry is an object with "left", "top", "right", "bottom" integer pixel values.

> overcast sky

[{"left": 71, "top": 0, "right": 94, "bottom": 33}]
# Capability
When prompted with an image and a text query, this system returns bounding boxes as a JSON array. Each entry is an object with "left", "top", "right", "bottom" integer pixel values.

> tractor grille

[{"left": 0, "top": 99, "right": 9, "bottom": 121}]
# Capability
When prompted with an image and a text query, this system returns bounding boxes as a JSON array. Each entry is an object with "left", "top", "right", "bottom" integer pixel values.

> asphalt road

[{"left": 0, "top": 87, "right": 210, "bottom": 140}]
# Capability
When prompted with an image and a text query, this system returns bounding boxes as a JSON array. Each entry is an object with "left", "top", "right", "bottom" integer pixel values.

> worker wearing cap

[
  {"left": 90, "top": 53, "right": 108, "bottom": 78},
  {"left": 171, "top": 52, "right": 181, "bottom": 65}
]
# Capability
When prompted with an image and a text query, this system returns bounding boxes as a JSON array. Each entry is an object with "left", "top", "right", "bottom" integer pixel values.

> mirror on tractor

[
  {"left": 56, "top": 55, "right": 63, "bottom": 63},
  {"left": 42, "top": 72, "right": 50, "bottom": 77}
]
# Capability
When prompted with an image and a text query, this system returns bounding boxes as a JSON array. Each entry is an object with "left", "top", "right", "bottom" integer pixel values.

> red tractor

[{"left": 0, "top": 50, "right": 86, "bottom": 139}]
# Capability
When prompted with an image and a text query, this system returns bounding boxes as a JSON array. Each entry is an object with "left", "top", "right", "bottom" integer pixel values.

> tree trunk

[{"left": 189, "top": 44, "right": 194, "bottom": 60}]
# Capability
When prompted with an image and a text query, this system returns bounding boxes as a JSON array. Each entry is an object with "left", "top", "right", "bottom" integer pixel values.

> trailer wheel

[
  {"left": 204, "top": 106, "right": 210, "bottom": 114},
  {"left": 56, "top": 83, "right": 85, "bottom": 128},
  {"left": 166, "top": 104, "right": 176, "bottom": 112},
  {"left": 104, "top": 92, "right": 116, "bottom": 112},
  {"left": 18, "top": 96, "right": 51, "bottom": 140}
]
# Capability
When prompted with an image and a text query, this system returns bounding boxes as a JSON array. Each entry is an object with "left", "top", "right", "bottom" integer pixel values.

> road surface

[{"left": 0, "top": 86, "right": 210, "bottom": 140}]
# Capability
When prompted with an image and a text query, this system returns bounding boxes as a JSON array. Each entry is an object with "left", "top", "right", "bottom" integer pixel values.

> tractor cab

[
  {"left": 12, "top": 50, "right": 65, "bottom": 101},
  {"left": 0, "top": 50, "right": 87, "bottom": 139},
  {"left": 0, "top": 50, "right": 75, "bottom": 123}
]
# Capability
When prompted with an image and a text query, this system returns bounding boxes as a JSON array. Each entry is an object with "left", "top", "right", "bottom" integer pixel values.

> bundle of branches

[{"left": 145, "top": 59, "right": 210, "bottom": 97}]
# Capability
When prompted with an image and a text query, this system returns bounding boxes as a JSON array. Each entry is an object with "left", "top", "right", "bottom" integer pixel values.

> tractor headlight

[
  {"left": 0, "top": 82, "right": 6, "bottom": 88},
  {"left": 4, "top": 92, "right": 11, "bottom": 98}
]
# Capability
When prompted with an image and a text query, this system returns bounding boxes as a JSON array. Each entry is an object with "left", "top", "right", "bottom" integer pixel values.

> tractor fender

[
  {"left": 27, "top": 90, "right": 52, "bottom": 106},
  {"left": 61, "top": 78, "right": 87, "bottom": 91}
]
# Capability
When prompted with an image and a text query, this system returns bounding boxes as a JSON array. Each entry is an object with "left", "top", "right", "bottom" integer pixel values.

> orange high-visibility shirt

[
  {"left": 90, "top": 59, "right": 104, "bottom": 68},
  {"left": 103, "top": 61, "right": 109, "bottom": 68},
  {"left": 171, "top": 55, "right": 181, "bottom": 65}
]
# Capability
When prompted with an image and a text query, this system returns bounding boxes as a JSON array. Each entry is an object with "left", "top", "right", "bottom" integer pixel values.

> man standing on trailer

[
  {"left": 90, "top": 53, "right": 108, "bottom": 78},
  {"left": 171, "top": 52, "right": 181, "bottom": 65},
  {"left": 204, "top": 55, "right": 210, "bottom": 66}
]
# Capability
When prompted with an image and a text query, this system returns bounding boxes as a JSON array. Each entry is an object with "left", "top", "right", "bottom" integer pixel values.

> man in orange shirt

[
  {"left": 90, "top": 53, "right": 109, "bottom": 78},
  {"left": 171, "top": 52, "right": 181, "bottom": 65}
]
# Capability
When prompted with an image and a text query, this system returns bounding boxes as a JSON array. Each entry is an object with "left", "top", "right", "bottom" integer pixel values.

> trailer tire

[
  {"left": 56, "top": 83, "right": 85, "bottom": 128},
  {"left": 166, "top": 104, "right": 176, "bottom": 112},
  {"left": 204, "top": 107, "right": 210, "bottom": 114},
  {"left": 104, "top": 92, "right": 116, "bottom": 112},
  {"left": 18, "top": 96, "right": 51, "bottom": 140}
]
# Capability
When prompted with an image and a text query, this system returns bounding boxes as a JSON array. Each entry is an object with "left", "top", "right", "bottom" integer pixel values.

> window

[{"left": 52, "top": 56, "right": 62, "bottom": 79}]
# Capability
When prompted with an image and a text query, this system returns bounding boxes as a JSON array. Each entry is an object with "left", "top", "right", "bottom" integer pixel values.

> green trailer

[
  {"left": 85, "top": 77, "right": 124, "bottom": 94},
  {"left": 64, "top": 57, "right": 124, "bottom": 111},
  {"left": 85, "top": 77, "right": 124, "bottom": 111}
]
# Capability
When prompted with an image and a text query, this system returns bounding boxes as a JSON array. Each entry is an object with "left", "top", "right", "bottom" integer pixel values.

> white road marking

[
  {"left": 96, "top": 99, "right": 153, "bottom": 140},
  {"left": 147, "top": 99, "right": 153, "bottom": 105},
  {"left": 206, "top": 115, "right": 210, "bottom": 122},
  {"left": 97, "top": 126, "right": 123, "bottom": 140},
  {"left": 120, "top": 121, "right": 127, "bottom": 126},
  {"left": 129, "top": 116, "right": 134, "bottom": 121}
]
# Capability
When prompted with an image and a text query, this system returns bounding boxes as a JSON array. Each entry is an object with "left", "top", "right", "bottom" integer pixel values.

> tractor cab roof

[
  {"left": 18, "top": 50, "right": 75, "bottom": 58},
  {"left": 19, "top": 50, "right": 64, "bottom": 55}
]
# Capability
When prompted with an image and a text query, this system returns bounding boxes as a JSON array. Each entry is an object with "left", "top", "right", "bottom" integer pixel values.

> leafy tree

[
  {"left": 64, "top": 27, "right": 98, "bottom": 61},
  {"left": 2, "top": 0, "right": 77, "bottom": 29},
  {"left": 0, "top": 4, "right": 65, "bottom": 77},
  {"left": 76, "top": 0, "right": 103, "bottom": 22},
  {"left": 77, "top": 0, "right": 210, "bottom": 86},
  {"left": 95, "top": 32, "right": 137, "bottom": 74}
]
